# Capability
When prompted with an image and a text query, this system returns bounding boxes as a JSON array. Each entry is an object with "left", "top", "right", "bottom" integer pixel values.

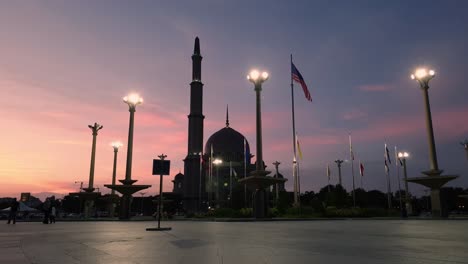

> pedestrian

[
  {"left": 50, "top": 206, "right": 56, "bottom": 223},
  {"left": 7, "top": 198, "right": 19, "bottom": 224},
  {"left": 43, "top": 198, "right": 51, "bottom": 224}
]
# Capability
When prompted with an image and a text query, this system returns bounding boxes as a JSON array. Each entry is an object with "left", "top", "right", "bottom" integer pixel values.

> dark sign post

[{"left": 146, "top": 154, "right": 172, "bottom": 231}]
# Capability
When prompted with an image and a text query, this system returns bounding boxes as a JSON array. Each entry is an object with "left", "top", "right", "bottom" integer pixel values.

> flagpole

[
  {"left": 385, "top": 143, "right": 392, "bottom": 209},
  {"left": 395, "top": 146, "right": 403, "bottom": 216},
  {"left": 291, "top": 54, "right": 299, "bottom": 206},
  {"left": 349, "top": 134, "right": 356, "bottom": 208}
]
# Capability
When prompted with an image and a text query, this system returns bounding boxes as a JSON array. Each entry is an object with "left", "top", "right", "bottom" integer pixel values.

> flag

[
  {"left": 292, "top": 62, "right": 312, "bottom": 102},
  {"left": 349, "top": 134, "right": 355, "bottom": 160},
  {"left": 360, "top": 162, "right": 364, "bottom": 177},
  {"left": 231, "top": 168, "right": 237, "bottom": 178},
  {"left": 326, "top": 164, "right": 331, "bottom": 179},
  {"left": 385, "top": 143, "right": 392, "bottom": 164},
  {"left": 296, "top": 133, "right": 303, "bottom": 160},
  {"left": 385, "top": 159, "right": 389, "bottom": 174},
  {"left": 398, "top": 158, "right": 403, "bottom": 166}
]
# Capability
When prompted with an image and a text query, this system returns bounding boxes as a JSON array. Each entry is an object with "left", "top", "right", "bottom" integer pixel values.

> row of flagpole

[
  {"left": 290, "top": 56, "right": 407, "bottom": 212},
  {"left": 323, "top": 138, "right": 406, "bottom": 210}
]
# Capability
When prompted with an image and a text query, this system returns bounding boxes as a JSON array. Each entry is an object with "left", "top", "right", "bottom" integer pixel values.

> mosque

[{"left": 171, "top": 37, "right": 285, "bottom": 213}]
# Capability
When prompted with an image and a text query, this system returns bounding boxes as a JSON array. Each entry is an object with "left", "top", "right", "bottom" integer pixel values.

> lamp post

[
  {"left": 272, "top": 161, "right": 280, "bottom": 204},
  {"left": 334, "top": 159, "right": 344, "bottom": 186},
  {"left": 213, "top": 158, "right": 223, "bottom": 207},
  {"left": 110, "top": 141, "right": 123, "bottom": 196},
  {"left": 248, "top": 70, "right": 268, "bottom": 174},
  {"left": 411, "top": 69, "right": 438, "bottom": 171},
  {"left": 122, "top": 93, "right": 143, "bottom": 185},
  {"left": 238, "top": 69, "right": 286, "bottom": 218},
  {"left": 398, "top": 151, "right": 412, "bottom": 215},
  {"left": 105, "top": 93, "right": 150, "bottom": 220},
  {"left": 461, "top": 140, "right": 468, "bottom": 161},
  {"left": 84, "top": 123, "right": 103, "bottom": 192},
  {"left": 407, "top": 68, "right": 458, "bottom": 217}
]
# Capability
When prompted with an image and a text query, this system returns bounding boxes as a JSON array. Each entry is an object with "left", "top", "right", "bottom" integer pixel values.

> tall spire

[
  {"left": 192, "top": 37, "right": 202, "bottom": 81},
  {"left": 226, "top": 104, "right": 229, "bottom": 127},
  {"left": 194, "top": 36, "right": 200, "bottom": 55}
]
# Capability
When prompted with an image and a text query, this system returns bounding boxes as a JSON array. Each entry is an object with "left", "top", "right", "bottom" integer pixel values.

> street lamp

[
  {"left": 411, "top": 69, "right": 438, "bottom": 171},
  {"left": 121, "top": 93, "right": 143, "bottom": 185},
  {"left": 247, "top": 69, "right": 268, "bottom": 173},
  {"left": 213, "top": 158, "right": 223, "bottom": 207},
  {"left": 110, "top": 141, "right": 123, "bottom": 196},
  {"left": 398, "top": 151, "right": 412, "bottom": 215},
  {"left": 408, "top": 68, "right": 458, "bottom": 217}
]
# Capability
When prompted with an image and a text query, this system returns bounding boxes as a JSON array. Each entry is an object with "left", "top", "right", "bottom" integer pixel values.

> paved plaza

[{"left": 1, "top": 220, "right": 467, "bottom": 264}]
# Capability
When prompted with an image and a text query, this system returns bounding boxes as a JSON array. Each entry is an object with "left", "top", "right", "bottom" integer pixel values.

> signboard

[{"left": 152, "top": 160, "right": 170, "bottom": 175}]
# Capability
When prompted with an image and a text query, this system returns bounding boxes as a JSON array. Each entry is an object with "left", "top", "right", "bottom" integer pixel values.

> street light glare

[
  {"left": 248, "top": 70, "right": 260, "bottom": 81},
  {"left": 111, "top": 141, "right": 123, "bottom": 148},
  {"left": 123, "top": 93, "right": 143, "bottom": 105},
  {"left": 261, "top": 71, "right": 269, "bottom": 80},
  {"left": 213, "top": 158, "right": 223, "bottom": 165},
  {"left": 412, "top": 68, "right": 435, "bottom": 81}
]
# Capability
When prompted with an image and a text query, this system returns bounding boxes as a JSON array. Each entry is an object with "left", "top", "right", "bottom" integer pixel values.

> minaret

[{"left": 183, "top": 37, "right": 205, "bottom": 213}]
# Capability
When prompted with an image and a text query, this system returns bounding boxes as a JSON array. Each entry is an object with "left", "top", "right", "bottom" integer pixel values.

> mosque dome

[{"left": 204, "top": 107, "right": 250, "bottom": 163}]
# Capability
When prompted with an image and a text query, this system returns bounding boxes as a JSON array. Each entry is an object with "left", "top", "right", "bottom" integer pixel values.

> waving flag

[
  {"left": 360, "top": 162, "right": 364, "bottom": 177},
  {"left": 385, "top": 143, "right": 392, "bottom": 164},
  {"left": 326, "top": 164, "right": 331, "bottom": 179},
  {"left": 296, "top": 133, "right": 303, "bottom": 160},
  {"left": 292, "top": 62, "right": 312, "bottom": 102},
  {"left": 385, "top": 159, "right": 389, "bottom": 174}
]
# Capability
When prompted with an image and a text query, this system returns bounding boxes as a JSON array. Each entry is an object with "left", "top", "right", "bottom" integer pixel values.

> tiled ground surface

[{"left": 1, "top": 220, "right": 467, "bottom": 263}]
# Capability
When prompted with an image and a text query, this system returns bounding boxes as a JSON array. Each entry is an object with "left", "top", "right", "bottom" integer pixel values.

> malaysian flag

[
  {"left": 292, "top": 62, "right": 312, "bottom": 102},
  {"left": 360, "top": 162, "right": 364, "bottom": 177}
]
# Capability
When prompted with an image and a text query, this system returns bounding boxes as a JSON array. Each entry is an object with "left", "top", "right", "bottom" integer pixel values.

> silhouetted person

[
  {"left": 7, "top": 198, "right": 19, "bottom": 224},
  {"left": 50, "top": 206, "right": 56, "bottom": 223},
  {"left": 43, "top": 198, "right": 51, "bottom": 224}
]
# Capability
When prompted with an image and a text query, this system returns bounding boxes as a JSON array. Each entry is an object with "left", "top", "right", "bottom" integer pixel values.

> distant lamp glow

[
  {"left": 411, "top": 68, "right": 435, "bottom": 88},
  {"left": 123, "top": 93, "right": 143, "bottom": 108},
  {"left": 213, "top": 159, "right": 223, "bottom": 165},
  {"left": 111, "top": 141, "right": 123, "bottom": 150},
  {"left": 398, "top": 152, "right": 409, "bottom": 158},
  {"left": 247, "top": 69, "right": 269, "bottom": 85}
]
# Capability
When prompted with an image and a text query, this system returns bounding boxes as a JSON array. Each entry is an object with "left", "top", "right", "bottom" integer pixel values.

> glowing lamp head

[
  {"left": 398, "top": 152, "right": 409, "bottom": 158},
  {"left": 411, "top": 68, "right": 435, "bottom": 88},
  {"left": 123, "top": 93, "right": 143, "bottom": 106},
  {"left": 247, "top": 69, "right": 269, "bottom": 84},
  {"left": 213, "top": 159, "right": 223, "bottom": 165},
  {"left": 111, "top": 141, "right": 123, "bottom": 150}
]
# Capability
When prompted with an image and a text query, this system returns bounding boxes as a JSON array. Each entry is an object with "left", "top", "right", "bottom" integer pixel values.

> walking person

[
  {"left": 7, "top": 198, "right": 19, "bottom": 224},
  {"left": 42, "top": 198, "right": 51, "bottom": 224},
  {"left": 50, "top": 205, "right": 56, "bottom": 223}
]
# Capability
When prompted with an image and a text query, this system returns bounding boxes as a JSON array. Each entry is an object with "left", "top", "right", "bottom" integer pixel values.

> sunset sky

[{"left": 1, "top": 1, "right": 468, "bottom": 199}]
